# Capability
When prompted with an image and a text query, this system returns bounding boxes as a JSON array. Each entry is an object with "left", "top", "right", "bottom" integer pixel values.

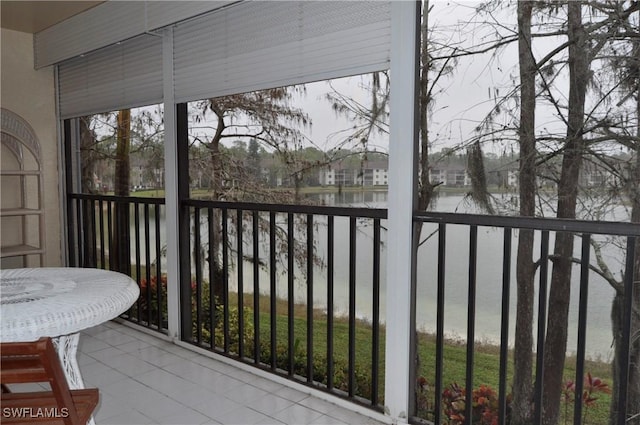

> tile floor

[{"left": 74, "top": 321, "right": 386, "bottom": 425}]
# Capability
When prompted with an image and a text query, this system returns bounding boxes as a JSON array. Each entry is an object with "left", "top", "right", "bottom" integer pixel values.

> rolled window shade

[
  {"left": 35, "top": 1, "right": 235, "bottom": 69},
  {"left": 173, "top": 1, "right": 391, "bottom": 103},
  {"left": 56, "top": 1, "right": 390, "bottom": 118},
  {"left": 58, "top": 34, "right": 163, "bottom": 119}
]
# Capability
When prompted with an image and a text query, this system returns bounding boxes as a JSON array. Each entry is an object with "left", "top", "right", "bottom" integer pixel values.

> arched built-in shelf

[{"left": 1, "top": 108, "right": 45, "bottom": 267}]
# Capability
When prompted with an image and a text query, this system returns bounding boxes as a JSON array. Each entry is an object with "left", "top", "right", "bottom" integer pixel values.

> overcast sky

[
  {"left": 291, "top": 0, "right": 600, "bottom": 157},
  {"left": 288, "top": 1, "right": 525, "bottom": 155},
  {"left": 186, "top": 0, "right": 633, "bottom": 158}
]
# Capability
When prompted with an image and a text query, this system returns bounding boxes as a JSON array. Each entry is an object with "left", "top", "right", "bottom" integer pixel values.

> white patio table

[{"left": 0, "top": 267, "right": 139, "bottom": 397}]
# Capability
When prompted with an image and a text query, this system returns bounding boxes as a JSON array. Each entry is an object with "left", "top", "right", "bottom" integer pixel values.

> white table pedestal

[
  {"left": 1, "top": 268, "right": 140, "bottom": 425},
  {"left": 53, "top": 334, "right": 95, "bottom": 425}
]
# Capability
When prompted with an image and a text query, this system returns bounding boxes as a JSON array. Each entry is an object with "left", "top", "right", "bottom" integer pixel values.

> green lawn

[
  {"left": 199, "top": 293, "right": 613, "bottom": 423},
  {"left": 130, "top": 272, "right": 614, "bottom": 424},
  {"left": 127, "top": 264, "right": 611, "bottom": 425}
]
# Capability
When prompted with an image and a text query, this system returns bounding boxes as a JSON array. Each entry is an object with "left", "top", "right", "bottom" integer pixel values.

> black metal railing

[
  {"left": 181, "top": 199, "right": 387, "bottom": 410},
  {"left": 67, "top": 193, "right": 167, "bottom": 333},
  {"left": 66, "top": 192, "right": 639, "bottom": 422},
  {"left": 411, "top": 211, "right": 639, "bottom": 425}
]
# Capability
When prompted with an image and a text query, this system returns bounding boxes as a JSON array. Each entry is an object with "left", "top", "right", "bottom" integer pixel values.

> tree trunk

[
  {"left": 294, "top": 173, "right": 302, "bottom": 204},
  {"left": 208, "top": 113, "right": 225, "bottom": 301},
  {"left": 79, "top": 117, "right": 97, "bottom": 267},
  {"left": 413, "top": 0, "right": 434, "bottom": 268},
  {"left": 413, "top": 3, "right": 434, "bottom": 415},
  {"left": 113, "top": 109, "right": 131, "bottom": 274},
  {"left": 209, "top": 114, "right": 224, "bottom": 202},
  {"left": 626, "top": 87, "right": 640, "bottom": 425},
  {"left": 512, "top": 2, "right": 536, "bottom": 423},
  {"left": 417, "top": 0, "right": 433, "bottom": 214},
  {"left": 542, "top": 2, "right": 589, "bottom": 424},
  {"left": 80, "top": 117, "right": 97, "bottom": 194},
  {"left": 610, "top": 68, "right": 640, "bottom": 425}
]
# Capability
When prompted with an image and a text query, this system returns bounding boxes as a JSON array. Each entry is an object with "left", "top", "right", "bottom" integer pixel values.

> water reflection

[
  {"left": 123, "top": 190, "right": 624, "bottom": 359},
  {"left": 307, "top": 190, "right": 388, "bottom": 207}
]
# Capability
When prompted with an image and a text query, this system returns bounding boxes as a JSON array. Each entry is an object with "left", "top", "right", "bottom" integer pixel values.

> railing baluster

[
  {"left": 348, "top": 216, "right": 357, "bottom": 398},
  {"left": 73, "top": 196, "right": 80, "bottom": 267},
  {"left": 434, "top": 222, "right": 446, "bottom": 425},
  {"left": 91, "top": 198, "right": 98, "bottom": 267},
  {"left": 534, "top": 230, "right": 550, "bottom": 424},
  {"left": 144, "top": 203, "right": 152, "bottom": 326},
  {"left": 306, "top": 214, "right": 314, "bottom": 383},
  {"left": 107, "top": 200, "right": 113, "bottom": 271},
  {"left": 498, "top": 227, "right": 512, "bottom": 424},
  {"left": 75, "top": 199, "right": 85, "bottom": 267},
  {"left": 253, "top": 210, "right": 260, "bottom": 364},
  {"left": 194, "top": 207, "right": 203, "bottom": 344},
  {"left": 76, "top": 199, "right": 82, "bottom": 266},
  {"left": 237, "top": 209, "right": 244, "bottom": 358},
  {"left": 208, "top": 207, "right": 216, "bottom": 350},
  {"left": 99, "top": 199, "right": 105, "bottom": 268},
  {"left": 179, "top": 202, "right": 193, "bottom": 340},
  {"left": 222, "top": 208, "right": 230, "bottom": 353},
  {"left": 573, "top": 233, "right": 591, "bottom": 424},
  {"left": 270, "top": 211, "right": 277, "bottom": 370},
  {"left": 327, "top": 215, "right": 335, "bottom": 391},
  {"left": 155, "top": 204, "right": 162, "bottom": 329},
  {"left": 372, "top": 218, "right": 381, "bottom": 407},
  {"left": 66, "top": 198, "right": 77, "bottom": 268},
  {"left": 80, "top": 198, "right": 86, "bottom": 267},
  {"left": 287, "top": 212, "right": 295, "bottom": 376},
  {"left": 617, "top": 236, "right": 636, "bottom": 425},
  {"left": 465, "top": 225, "right": 478, "bottom": 424},
  {"left": 135, "top": 202, "right": 142, "bottom": 324}
]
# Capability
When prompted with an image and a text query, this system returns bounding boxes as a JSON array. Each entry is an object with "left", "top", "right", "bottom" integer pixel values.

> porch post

[
  {"left": 162, "top": 27, "right": 181, "bottom": 339},
  {"left": 385, "top": 2, "right": 420, "bottom": 424}
]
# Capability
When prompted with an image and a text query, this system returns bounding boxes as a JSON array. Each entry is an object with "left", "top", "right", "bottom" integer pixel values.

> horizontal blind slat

[
  {"left": 174, "top": 1, "right": 390, "bottom": 103},
  {"left": 56, "top": 1, "right": 391, "bottom": 116},
  {"left": 36, "top": 1, "right": 235, "bottom": 68},
  {"left": 58, "top": 34, "right": 163, "bottom": 118}
]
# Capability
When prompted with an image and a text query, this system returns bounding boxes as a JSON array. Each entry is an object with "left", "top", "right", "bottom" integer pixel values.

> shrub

[
  {"left": 441, "top": 383, "right": 507, "bottom": 425},
  {"left": 138, "top": 274, "right": 168, "bottom": 328},
  {"left": 257, "top": 340, "right": 373, "bottom": 400},
  {"left": 561, "top": 373, "right": 610, "bottom": 425},
  {"left": 139, "top": 274, "right": 255, "bottom": 354},
  {"left": 137, "top": 274, "right": 606, "bottom": 421},
  {"left": 208, "top": 303, "right": 255, "bottom": 355}
]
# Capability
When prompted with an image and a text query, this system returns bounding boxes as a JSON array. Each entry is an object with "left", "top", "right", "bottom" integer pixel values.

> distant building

[
  {"left": 497, "top": 156, "right": 625, "bottom": 191},
  {"left": 507, "top": 169, "right": 518, "bottom": 188},
  {"left": 322, "top": 159, "right": 473, "bottom": 188},
  {"left": 360, "top": 160, "right": 388, "bottom": 186},
  {"left": 580, "top": 161, "right": 619, "bottom": 188},
  {"left": 319, "top": 159, "right": 389, "bottom": 187},
  {"left": 429, "top": 165, "right": 471, "bottom": 187}
]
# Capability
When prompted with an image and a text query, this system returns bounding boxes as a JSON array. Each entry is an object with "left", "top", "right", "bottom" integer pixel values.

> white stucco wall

[{"left": 1, "top": 28, "right": 62, "bottom": 266}]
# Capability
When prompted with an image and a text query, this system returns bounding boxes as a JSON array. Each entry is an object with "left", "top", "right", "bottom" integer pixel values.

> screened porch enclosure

[
  {"left": 50, "top": 2, "right": 639, "bottom": 425},
  {"left": 65, "top": 192, "right": 640, "bottom": 424},
  {"left": 58, "top": 2, "right": 405, "bottom": 423}
]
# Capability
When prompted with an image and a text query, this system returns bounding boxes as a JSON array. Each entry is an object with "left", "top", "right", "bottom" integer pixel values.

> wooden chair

[{"left": 1, "top": 337, "right": 99, "bottom": 424}]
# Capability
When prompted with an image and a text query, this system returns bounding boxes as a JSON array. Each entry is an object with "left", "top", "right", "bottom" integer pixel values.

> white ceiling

[{"left": 1, "top": 1, "right": 103, "bottom": 34}]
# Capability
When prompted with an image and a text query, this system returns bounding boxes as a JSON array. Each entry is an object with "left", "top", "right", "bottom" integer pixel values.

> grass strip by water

[{"left": 221, "top": 293, "right": 613, "bottom": 423}]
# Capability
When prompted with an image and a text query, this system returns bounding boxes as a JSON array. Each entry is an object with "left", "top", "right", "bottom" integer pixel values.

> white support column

[
  {"left": 54, "top": 66, "right": 69, "bottom": 267},
  {"left": 162, "top": 27, "right": 180, "bottom": 340},
  {"left": 385, "top": 2, "right": 420, "bottom": 424}
]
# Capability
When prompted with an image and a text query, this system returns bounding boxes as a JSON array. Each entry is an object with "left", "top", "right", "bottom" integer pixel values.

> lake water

[{"left": 132, "top": 191, "right": 626, "bottom": 359}]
